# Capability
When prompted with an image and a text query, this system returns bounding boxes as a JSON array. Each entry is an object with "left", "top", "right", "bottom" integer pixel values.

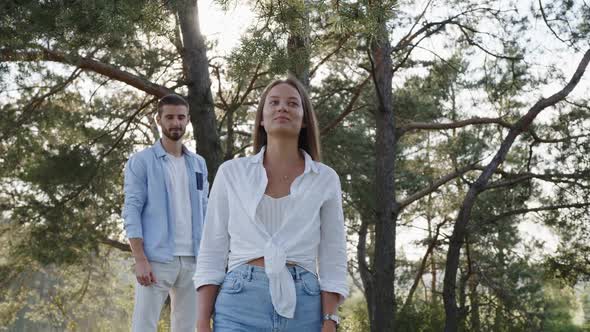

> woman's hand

[
  {"left": 196, "top": 319, "right": 212, "bottom": 332},
  {"left": 196, "top": 285, "right": 219, "bottom": 332},
  {"left": 321, "top": 291, "right": 340, "bottom": 332},
  {"left": 321, "top": 320, "right": 337, "bottom": 332}
]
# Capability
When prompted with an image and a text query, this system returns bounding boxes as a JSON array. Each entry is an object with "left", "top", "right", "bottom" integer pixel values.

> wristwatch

[{"left": 323, "top": 313, "right": 340, "bottom": 326}]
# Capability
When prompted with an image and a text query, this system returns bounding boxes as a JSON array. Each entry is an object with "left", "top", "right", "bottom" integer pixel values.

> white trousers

[{"left": 131, "top": 256, "right": 197, "bottom": 332}]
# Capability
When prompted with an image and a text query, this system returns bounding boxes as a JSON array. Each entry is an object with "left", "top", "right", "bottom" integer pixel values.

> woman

[{"left": 194, "top": 77, "right": 348, "bottom": 332}]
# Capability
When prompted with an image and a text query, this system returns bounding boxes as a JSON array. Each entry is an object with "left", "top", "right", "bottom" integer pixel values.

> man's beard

[{"left": 162, "top": 127, "right": 185, "bottom": 141}]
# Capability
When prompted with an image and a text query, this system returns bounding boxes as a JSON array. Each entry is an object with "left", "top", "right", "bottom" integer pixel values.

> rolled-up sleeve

[
  {"left": 122, "top": 155, "right": 147, "bottom": 239},
  {"left": 194, "top": 164, "right": 230, "bottom": 290},
  {"left": 318, "top": 172, "right": 349, "bottom": 301}
]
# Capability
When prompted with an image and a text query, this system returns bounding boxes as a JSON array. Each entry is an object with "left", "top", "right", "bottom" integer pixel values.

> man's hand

[
  {"left": 135, "top": 259, "right": 156, "bottom": 286},
  {"left": 128, "top": 238, "right": 155, "bottom": 286}
]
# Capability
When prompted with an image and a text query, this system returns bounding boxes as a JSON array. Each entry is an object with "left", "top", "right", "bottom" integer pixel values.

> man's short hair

[{"left": 157, "top": 94, "right": 189, "bottom": 115}]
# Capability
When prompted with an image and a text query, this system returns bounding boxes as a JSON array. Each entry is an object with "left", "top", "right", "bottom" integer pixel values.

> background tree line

[{"left": 1, "top": 0, "right": 590, "bottom": 331}]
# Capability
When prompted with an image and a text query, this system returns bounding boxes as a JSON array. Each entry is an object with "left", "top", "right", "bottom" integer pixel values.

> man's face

[{"left": 156, "top": 105, "right": 190, "bottom": 141}]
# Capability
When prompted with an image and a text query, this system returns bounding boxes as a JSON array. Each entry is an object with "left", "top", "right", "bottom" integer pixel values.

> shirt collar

[
  {"left": 251, "top": 146, "right": 319, "bottom": 174},
  {"left": 153, "top": 139, "right": 191, "bottom": 158}
]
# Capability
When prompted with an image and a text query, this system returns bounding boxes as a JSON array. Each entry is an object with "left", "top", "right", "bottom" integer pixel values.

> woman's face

[{"left": 261, "top": 83, "right": 305, "bottom": 138}]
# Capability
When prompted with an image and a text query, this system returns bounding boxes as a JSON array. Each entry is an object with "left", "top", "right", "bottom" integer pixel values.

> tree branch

[
  {"left": 237, "top": 63, "right": 267, "bottom": 106},
  {"left": 394, "top": 18, "right": 456, "bottom": 53},
  {"left": 309, "top": 34, "right": 350, "bottom": 78},
  {"left": 483, "top": 202, "right": 590, "bottom": 224},
  {"left": 453, "top": 22, "right": 524, "bottom": 61},
  {"left": 404, "top": 0, "right": 435, "bottom": 41},
  {"left": 530, "top": 131, "right": 590, "bottom": 144},
  {"left": 357, "top": 217, "right": 373, "bottom": 288},
  {"left": 398, "top": 162, "right": 480, "bottom": 209},
  {"left": 408, "top": 44, "right": 462, "bottom": 73},
  {"left": 0, "top": 48, "right": 174, "bottom": 97},
  {"left": 538, "top": 0, "right": 570, "bottom": 45},
  {"left": 347, "top": 259, "right": 366, "bottom": 293},
  {"left": 320, "top": 76, "right": 371, "bottom": 135},
  {"left": 212, "top": 64, "right": 230, "bottom": 111},
  {"left": 398, "top": 117, "right": 512, "bottom": 136},
  {"left": 0, "top": 68, "right": 83, "bottom": 142},
  {"left": 392, "top": 7, "right": 508, "bottom": 54},
  {"left": 483, "top": 170, "right": 590, "bottom": 190},
  {"left": 101, "top": 237, "right": 131, "bottom": 252},
  {"left": 400, "top": 220, "right": 444, "bottom": 313}
]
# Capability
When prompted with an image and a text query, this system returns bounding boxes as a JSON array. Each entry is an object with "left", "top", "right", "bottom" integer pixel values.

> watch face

[{"left": 324, "top": 314, "right": 340, "bottom": 325}]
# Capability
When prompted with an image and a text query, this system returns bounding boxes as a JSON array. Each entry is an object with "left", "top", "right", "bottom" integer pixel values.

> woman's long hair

[{"left": 252, "top": 76, "right": 321, "bottom": 161}]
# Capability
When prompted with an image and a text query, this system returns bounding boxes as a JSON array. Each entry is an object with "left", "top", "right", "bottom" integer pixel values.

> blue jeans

[{"left": 213, "top": 264, "right": 322, "bottom": 332}]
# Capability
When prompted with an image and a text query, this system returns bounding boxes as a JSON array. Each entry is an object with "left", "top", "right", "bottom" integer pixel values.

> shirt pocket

[{"left": 195, "top": 172, "right": 203, "bottom": 190}]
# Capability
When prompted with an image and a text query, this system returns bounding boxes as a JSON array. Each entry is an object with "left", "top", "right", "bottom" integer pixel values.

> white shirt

[
  {"left": 194, "top": 147, "right": 349, "bottom": 318},
  {"left": 163, "top": 153, "right": 193, "bottom": 256}
]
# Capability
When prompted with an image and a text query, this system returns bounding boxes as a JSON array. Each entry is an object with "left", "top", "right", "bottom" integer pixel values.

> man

[{"left": 122, "top": 94, "right": 208, "bottom": 332}]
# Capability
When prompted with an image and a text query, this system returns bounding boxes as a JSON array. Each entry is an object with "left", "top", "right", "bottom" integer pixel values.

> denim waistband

[{"left": 228, "top": 263, "right": 311, "bottom": 281}]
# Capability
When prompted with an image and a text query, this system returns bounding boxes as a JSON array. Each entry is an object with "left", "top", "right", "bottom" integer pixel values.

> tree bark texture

[
  {"left": 368, "top": 2, "right": 398, "bottom": 331},
  {"left": 176, "top": 0, "right": 222, "bottom": 180},
  {"left": 286, "top": 0, "right": 311, "bottom": 88}
]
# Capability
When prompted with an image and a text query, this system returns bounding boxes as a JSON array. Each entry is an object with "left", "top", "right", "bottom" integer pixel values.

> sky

[{"left": 199, "top": 1, "right": 255, "bottom": 56}]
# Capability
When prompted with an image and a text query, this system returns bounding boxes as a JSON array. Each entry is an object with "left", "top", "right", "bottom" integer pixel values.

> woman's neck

[{"left": 264, "top": 138, "right": 302, "bottom": 167}]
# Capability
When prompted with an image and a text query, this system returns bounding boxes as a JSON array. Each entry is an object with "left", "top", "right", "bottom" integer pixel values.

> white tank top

[{"left": 255, "top": 194, "right": 291, "bottom": 236}]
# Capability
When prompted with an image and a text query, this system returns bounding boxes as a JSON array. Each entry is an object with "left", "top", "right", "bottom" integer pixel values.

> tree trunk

[
  {"left": 357, "top": 217, "right": 376, "bottom": 328},
  {"left": 368, "top": 1, "right": 397, "bottom": 330},
  {"left": 430, "top": 216, "right": 438, "bottom": 327},
  {"left": 469, "top": 277, "right": 481, "bottom": 332},
  {"left": 467, "top": 240, "right": 481, "bottom": 331},
  {"left": 286, "top": 0, "right": 311, "bottom": 87},
  {"left": 176, "top": 0, "right": 222, "bottom": 180},
  {"left": 493, "top": 301, "right": 503, "bottom": 332},
  {"left": 458, "top": 266, "right": 468, "bottom": 330}
]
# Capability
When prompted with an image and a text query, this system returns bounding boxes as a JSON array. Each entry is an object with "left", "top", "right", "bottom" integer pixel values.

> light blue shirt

[{"left": 122, "top": 140, "right": 209, "bottom": 263}]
